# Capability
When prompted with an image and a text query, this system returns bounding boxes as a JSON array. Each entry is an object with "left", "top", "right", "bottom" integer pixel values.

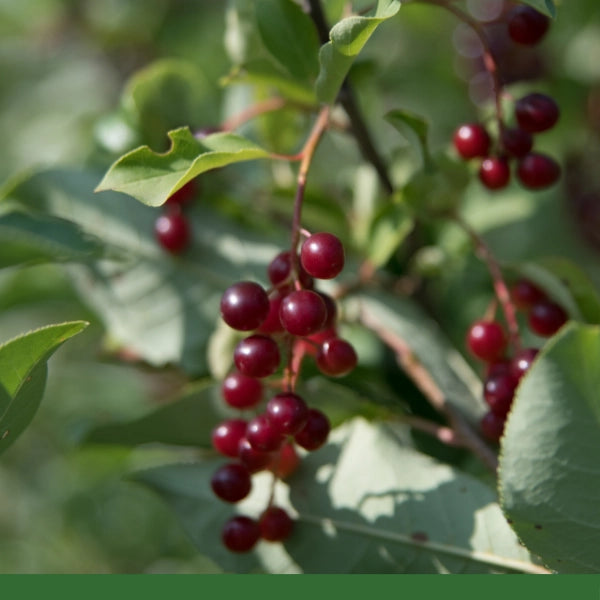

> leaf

[
  {"left": 135, "top": 418, "right": 545, "bottom": 573},
  {"left": 519, "top": 0, "right": 556, "bottom": 19},
  {"left": 385, "top": 108, "right": 433, "bottom": 168},
  {"left": 0, "top": 209, "right": 103, "bottom": 268},
  {"left": 351, "top": 289, "right": 484, "bottom": 422},
  {"left": 255, "top": 0, "right": 320, "bottom": 82},
  {"left": 499, "top": 323, "right": 600, "bottom": 574},
  {"left": 0, "top": 321, "right": 89, "bottom": 455},
  {"left": 95, "top": 127, "right": 271, "bottom": 207},
  {"left": 315, "top": 0, "right": 401, "bottom": 104}
]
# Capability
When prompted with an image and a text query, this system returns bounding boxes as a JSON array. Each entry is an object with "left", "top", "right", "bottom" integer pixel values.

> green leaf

[
  {"left": 0, "top": 321, "right": 88, "bottom": 455},
  {"left": 315, "top": 0, "right": 401, "bottom": 104},
  {"left": 255, "top": 0, "right": 320, "bottom": 82},
  {"left": 519, "top": 0, "right": 556, "bottom": 19},
  {"left": 95, "top": 127, "right": 271, "bottom": 207},
  {"left": 499, "top": 323, "right": 600, "bottom": 573},
  {"left": 385, "top": 108, "right": 433, "bottom": 168},
  {"left": 135, "top": 418, "right": 544, "bottom": 573},
  {"left": 0, "top": 209, "right": 103, "bottom": 269}
]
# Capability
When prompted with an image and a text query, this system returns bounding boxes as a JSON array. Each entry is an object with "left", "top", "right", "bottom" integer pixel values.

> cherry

[
  {"left": 453, "top": 123, "right": 491, "bottom": 159},
  {"left": 269, "top": 441, "right": 300, "bottom": 479},
  {"left": 466, "top": 320, "right": 507, "bottom": 363},
  {"left": 514, "top": 93, "right": 559, "bottom": 133},
  {"left": 478, "top": 157, "right": 511, "bottom": 190},
  {"left": 165, "top": 179, "right": 198, "bottom": 207},
  {"left": 317, "top": 292, "right": 338, "bottom": 331},
  {"left": 212, "top": 419, "right": 248, "bottom": 458},
  {"left": 221, "top": 372, "right": 263, "bottom": 410},
  {"left": 483, "top": 373, "right": 517, "bottom": 417},
  {"left": 517, "top": 153, "right": 561, "bottom": 189},
  {"left": 266, "top": 392, "right": 309, "bottom": 436},
  {"left": 315, "top": 338, "right": 358, "bottom": 377},
  {"left": 246, "top": 413, "right": 285, "bottom": 452},
  {"left": 222, "top": 515, "right": 260, "bottom": 553},
  {"left": 510, "top": 278, "right": 546, "bottom": 310},
  {"left": 294, "top": 409, "right": 330, "bottom": 451},
  {"left": 507, "top": 6, "right": 550, "bottom": 46},
  {"left": 220, "top": 281, "right": 270, "bottom": 331},
  {"left": 259, "top": 506, "right": 294, "bottom": 542},
  {"left": 211, "top": 462, "right": 252, "bottom": 503},
  {"left": 154, "top": 211, "right": 191, "bottom": 253},
  {"left": 500, "top": 128, "right": 533, "bottom": 158},
  {"left": 510, "top": 347, "right": 540, "bottom": 380},
  {"left": 233, "top": 335, "right": 281, "bottom": 378},
  {"left": 256, "top": 293, "right": 286, "bottom": 335},
  {"left": 300, "top": 232, "right": 345, "bottom": 280},
  {"left": 480, "top": 411, "right": 506, "bottom": 443},
  {"left": 238, "top": 438, "right": 274, "bottom": 473},
  {"left": 267, "top": 251, "right": 313, "bottom": 289},
  {"left": 280, "top": 290, "right": 327, "bottom": 337},
  {"left": 528, "top": 300, "right": 568, "bottom": 336}
]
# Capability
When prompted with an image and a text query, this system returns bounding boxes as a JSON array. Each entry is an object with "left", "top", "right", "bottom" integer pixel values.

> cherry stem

[
  {"left": 453, "top": 214, "right": 521, "bottom": 353},
  {"left": 221, "top": 97, "right": 288, "bottom": 132}
]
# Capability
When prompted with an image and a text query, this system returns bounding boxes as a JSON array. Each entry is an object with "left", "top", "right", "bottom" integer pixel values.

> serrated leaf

[
  {"left": 255, "top": 0, "right": 320, "bottom": 82},
  {"left": 315, "top": 0, "right": 401, "bottom": 104},
  {"left": 499, "top": 323, "right": 600, "bottom": 573},
  {"left": 95, "top": 128, "right": 271, "bottom": 207},
  {"left": 0, "top": 321, "right": 88, "bottom": 455},
  {"left": 385, "top": 108, "right": 433, "bottom": 168},
  {"left": 0, "top": 209, "right": 103, "bottom": 268},
  {"left": 519, "top": 0, "right": 556, "bottom": 19},
  {"left": 135, "top": 418, "right": 544, "bottom": 573}
]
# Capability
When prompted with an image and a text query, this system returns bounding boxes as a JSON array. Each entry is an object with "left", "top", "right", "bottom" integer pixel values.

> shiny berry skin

[
  {"left": 507, "top": 6, "right": 550, "bottom": 46},
  {"left": 480, "top": 411, "right": 506, "bottom": 443},
  {"left": 517, "top": 153, "right": 561, "bottom": 189},
  {"left": 211, "top": 463, "right": 252, "bottom": 503},
  {"left": 212, "top": 419, "right": 248, "bottom": 458},
  {"left": 165, "top": 179, "right": 198, "bottom": 207},
  {"left": 484, "top": 373, "right": 517, "bottom": 416},
  {"left": 259, "top": 506, "right": 294, "bottom": 542},
  {"left": 528, "top": 300, "right": 568, "bottom": 336},
  {"left": 501, "top": 128, "right": 533, "bottom": 158},
  {"left": 266, "top": 392, "right": 309, "bottom": 436},
  {"left": 479, "top": 157, "right": 511, "bottom": 190},
  {"left": 514, "top": 93, "right": 559, "bottom": 133},
  {"left": 280, "top": 290, "right": 327, "bottom": 337},
  {"left": 269, "top": 441, "right": 300, "bottom": 479},
  {"left": 246, "top": 413, "right": 285, "bottom": 452},
  {"left": 267, "top": 251, "right": 313, "bottom": 289},
  {"left": 233, "top": 335, "right": 280, "bottom": 378},
  {"left": 466, "top": 320, "right": 507, "bottom": 363},
  {"left": 221, "top": 372, "right": 263, "bottom": 409},
  {"left": 294, "top": 408, "right": 330, "bottom": 451},
  {"left": 238, "top": 438, "right": 274, "bottom": 473},
  {"left": 453, "top": 123, "right": 491, "bottom": 159},
  {"left": 220, "top": 281, "right": 270, "bottom": 331},
  {"left": 318, "top": 292, "right": 338, "bottom": 331},
  {"left": 316, "top": 338, "right": 358, "bottom": 377},
  {"left": 222, "top": 516, "right": 260, "bottom": 553},
  {"left": 154, "top": 211, "right": 191, "bottom": 253},
  {"left": 510, "top": 278, "right": 546, "bottom": 310},
  {"left": 510, "top": 347, "right": 540, "bottom": 380},
  {"left": 256, "top": 293, "right": 286, "bottom": 335},
  {"left": 300, "top": 233, "right": 345, "bottom": 280}
]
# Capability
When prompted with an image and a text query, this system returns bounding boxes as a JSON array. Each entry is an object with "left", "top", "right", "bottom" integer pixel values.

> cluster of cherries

[
  {"left": 453, "top": 5, "right": 560, "bottom": 191},
  {"left": 153, "top": 180, "right": 196, "bottom": 253},
  {"left": 466, "top": 277, "right": 568, "bottom": 443},
  {"left": 212, "top": 231, "right": 358, "bottom": 553}
]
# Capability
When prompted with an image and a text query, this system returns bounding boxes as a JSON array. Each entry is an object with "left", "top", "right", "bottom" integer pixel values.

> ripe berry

[
  {"left": 238, "top": 438, "right": 274, "bottom": 473},
  {"left": 212, "top": 419, "right": 248, "bottom": 458},
  {"left": 528, "top": 300, "right": 568, "bottom": 336},
  {"left": 317, "top": 292, "right": 338, "bottom": 331},
  {"left": 280, "top": 290, "right": 327, "bottom": 337},
  {"left": 501, "top": 128, "right": 533, "bottom": 158},
  {"left": 300, "top": 232, "right": 345, "bottom": 280},
  {"left": 517, "top": 153, "right": 561, "bottom": 189},
  {"left": 256, "top": 293, "right": 286, "bottom": 335},
  {"left": 269, "top": 441, "right": 300, "bottom": 479},
  {"left": 507, "top": 6, "right": 550, "bottom": 46},
  {"left": 466, "top": 320, "right": 507, "bottom": 363},
  {"left": 483, "top": 373, "right": 517, "bottom": 416},
  {"left": 267, "top": 251, "right": 313, "bottom": 289},
  {"left": 514, "top": 93, "right": 559, "bottom": 133},
  {"left": 211, "top": 462, "right": 252, "bottom": 503},
  {"left": 510, "top": 347, "right": 540, "bottom": 380},
  {"left": 510, "top": 278, "right": 546, "bottom": 310},
  {"left": 246, "top": 413, "right": 285, "bottom": 452},
  {"left": 480, "top": 411, "right": 506, "bottom": 443},
  {"left": 294, "top": 408, "right": 330, "bottom": 451},
  {"left": 479, "top": 157, "right": 511, "bottom": 190},
  {"left": 222, "top": 515, "right": 260, "bottom": 553},
  {"left": 316, "top": 338, "right": 358, "bottom": 377},
  {"left": 221, "top": 372, "right": 263, "bottom": 409},
  {"left": 165, "top": 179, "right": 198, "bottom": 207},
  {"left": 453, "top": 123, "right": 491, "bottom": 159},
  {"left": 233, "top": 335, "right": 281, "bottom": 378},
  {"left": 220, "top": 281, "right": 269, "bottom": 331},
  {"left": 154, "top": 211, "right": 191, "bottom": 253},
  {"left": 259, "top": 506, "right": 294, "bottom": 542},
  {"left": 266, "top": 392, "right": 309, "bottom": 436}
]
